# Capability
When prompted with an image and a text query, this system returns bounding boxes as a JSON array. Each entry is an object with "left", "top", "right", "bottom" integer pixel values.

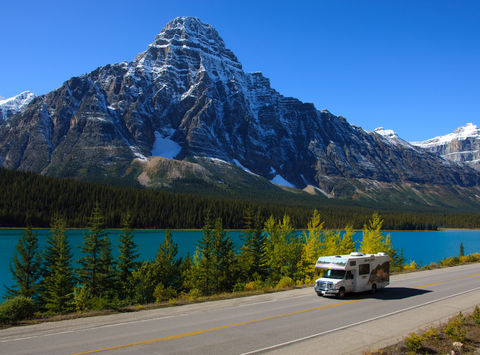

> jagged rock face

[
  {"left": 412, "top": 123, "right": 480, "bottom": 171},
  {"left": 0, "top": 91, "right": 36, "bottom": 121},
  {"left": 1, "top": 17, "right": 480, "bottom": 197}
]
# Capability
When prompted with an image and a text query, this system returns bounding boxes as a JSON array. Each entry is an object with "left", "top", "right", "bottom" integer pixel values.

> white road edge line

[{"left": 240, "top": 286, "right": 480, "bottom": 355}]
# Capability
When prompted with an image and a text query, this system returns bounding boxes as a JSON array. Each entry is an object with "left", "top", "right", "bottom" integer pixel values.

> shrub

[
  {"left": 73, "top": 286, "right": 92, "bottom": 312},
  {"left": 187, "top": 288, "right": 201, "bottom": 301},
  {"left": 153, "top": 283, "right": 177, "bottom": 303},
  {"left": 233, "top": 282, "right": 245, "bottom": 292},
  {"left": 471, "top": 306, "right": 480, "bottom": 325},
  {"left": 423, "top": 326, "right": 440, "bottom": 340},
  {"left": 0, "top": 296, "right": 36, "bottom": 324},
  {"left": 444, "top": 312, "right": 466, "bottom": 342},
  {"left": 404, "top": 332, "right": 423, "bottom": 352},
  {"left": 275, "top": 276, "right": 295, "bottom": 290}
]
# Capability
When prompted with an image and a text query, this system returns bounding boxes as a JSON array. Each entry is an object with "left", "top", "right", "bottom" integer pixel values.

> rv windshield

[{"left": 321, "top": 269, "right": 346, "bottom": 280}]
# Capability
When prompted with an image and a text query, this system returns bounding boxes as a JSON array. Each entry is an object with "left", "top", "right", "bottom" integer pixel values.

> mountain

[
  {"left": 411, "top": 123, "right": 480, "bottom": 171},
  {"left": 0, "top": 91, "right": 36, "bottom": 121},
  {"left": 1, "top": 17, "right": 480, "bottom": 209}
]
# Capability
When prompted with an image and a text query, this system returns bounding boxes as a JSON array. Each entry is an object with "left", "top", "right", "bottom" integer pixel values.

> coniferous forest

[{"left": 2, "top": 167, "right": 480, "bottom": 230}]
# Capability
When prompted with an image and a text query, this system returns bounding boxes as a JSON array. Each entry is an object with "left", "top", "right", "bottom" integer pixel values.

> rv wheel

[
  {"left": 337, "top": 287, "right": 345, "bottom": 298},
  {"left": 371, "top": 284, "right": 377, "bottom": 294},
  {"left": 316, "top": 292, "right": 323, "bottom": 297}
]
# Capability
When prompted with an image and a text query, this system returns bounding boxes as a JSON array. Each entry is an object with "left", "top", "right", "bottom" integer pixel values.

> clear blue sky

[{"left": 1, "top": 0, "right": 479, "bottom": 141}]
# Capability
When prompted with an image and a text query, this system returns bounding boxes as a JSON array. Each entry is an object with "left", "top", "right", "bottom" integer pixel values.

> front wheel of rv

[
  {"left": 316, "top": 292, "right": 323, "bottom": 297},
  {"left": 371, "top": 284, "right": 377, "bottom": 294},
  {"left": 337, "top": 287, "right": 345, "bottom": 298}
]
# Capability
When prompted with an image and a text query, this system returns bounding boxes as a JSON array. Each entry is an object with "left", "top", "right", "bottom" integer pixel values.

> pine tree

[
  {"left": 238, "top": 209, "right": 265, "bottom": 281},
  {"left": 117, "top": 213, "right": 139, "bottom": 300},
  {"left": 212, "top": 218, "right": 237, "bottom": 293},
  {"left": 41, "top": 216, "right": 75, "bottom": 313},
  {"left": 154, "top": 230, "right": 181, "bottom": 290},
  {"left": 78, "top": 203, "right": 115, "bottom": 298},
  {"left": 359, "top": 213, "right": 394, "bottom": 255},
  {"left": 459, "top": 242, "right": 465, "bottom": 257},
  {"left": 7, "top": 227, "right": 42, "bottom": 299},
  {"left": 193, "top": 212, "right": 215, "bottom": 295}
]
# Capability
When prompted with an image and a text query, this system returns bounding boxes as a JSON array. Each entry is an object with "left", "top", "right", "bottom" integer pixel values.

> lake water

[{"left": 1, "top": 228, "right": 479, "bottom": 298}]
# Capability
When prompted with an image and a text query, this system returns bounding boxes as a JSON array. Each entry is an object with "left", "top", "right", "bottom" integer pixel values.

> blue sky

[{"left": 1, "top": 0, "right": 479, "bottom": 141}]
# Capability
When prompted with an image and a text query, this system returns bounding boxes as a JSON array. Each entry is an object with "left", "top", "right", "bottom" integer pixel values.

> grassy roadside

[
  {"left": 367, "top": 306, "right": 480, "bottom": 354},
  {"left": 1, "top": 254, "right": 480, "bottom": 329}
]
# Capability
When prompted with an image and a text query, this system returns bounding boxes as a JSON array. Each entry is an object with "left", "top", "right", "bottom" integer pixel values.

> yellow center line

[
  {"left": 71, "top": 299, "right": 361, "bottom": 355},
  {"left": 415, "top": 273, "right": 480, "bottom": 289},
  {"left": 72, "top": 272, "right": 480, "bottom": 354}
]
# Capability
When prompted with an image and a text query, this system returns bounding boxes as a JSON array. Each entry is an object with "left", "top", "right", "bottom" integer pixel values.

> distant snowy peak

[
  {"left": 0, "top": 91, "right": 36, "bottom": 121},
  {"left": 373, "top": 127, "right": 399, "bottom": 140},
  {"left": 372, "top": 127, "right": 411, "bottom": 148},
  {"left": 411, "top": 123, "right": 480, "bottom": 169},
  {"left": 411, "top": 123, "right": 480, "bottom": 148}
]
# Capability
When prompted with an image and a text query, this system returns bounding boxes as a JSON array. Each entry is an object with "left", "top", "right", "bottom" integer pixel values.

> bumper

[{"left": 314, "top": 287, "right": 339, "bottom": 296}]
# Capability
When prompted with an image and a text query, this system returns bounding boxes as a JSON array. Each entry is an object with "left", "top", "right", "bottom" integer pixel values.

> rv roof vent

[
  {"left": 350, "top": 252, "right": 364, "bottom": 256},
  {"left": 335, "top": 255, "right": 342, "bottom": 258},
  {"left": 377, "top": 252, "right": 387, "bottom": 256}
]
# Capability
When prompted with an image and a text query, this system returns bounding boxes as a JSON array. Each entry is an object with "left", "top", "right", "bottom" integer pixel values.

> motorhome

[{"left": 314, "top": 252, "right": 389, "bottom": 297}]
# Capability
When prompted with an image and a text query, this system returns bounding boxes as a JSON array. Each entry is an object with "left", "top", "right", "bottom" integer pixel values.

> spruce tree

[
  {"left": 298, "top": 210, "right": 325, "bottom": 283},
  {"left": 41, "top": 216, "right": 75, "bottom": 313},
  {"left": 7, "top": 227, "right": 42, "bottom": 299},
  {"left": 212, "top": 218, "right": 236, "bottom": 293},
  {"left": 78, "top": 203, "right": 115, "bottom": 298},
  {"left": 459, "top": 242, "right": 465, "bottom": 257},
  {"left": 239, "top": 209, "right": 266, "bottom": 281},
  {"left": 194, "top": 212, "right": 215, "bottom": 295},
  {"left": 117, "top": 213, "right": 138, "bottom": 300}
]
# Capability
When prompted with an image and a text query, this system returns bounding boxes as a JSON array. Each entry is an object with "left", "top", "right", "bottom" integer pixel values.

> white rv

[{"left": 314, "top": 252, "right": 389, "bottom": 297}]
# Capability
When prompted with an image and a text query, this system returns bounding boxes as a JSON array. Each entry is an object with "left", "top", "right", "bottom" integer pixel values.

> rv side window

[
  {"left": 350, "top": 261, "right": 356, "bottom": 266},
  {"left": 359, "top": 264, "right": 370, "bottom": 275}
]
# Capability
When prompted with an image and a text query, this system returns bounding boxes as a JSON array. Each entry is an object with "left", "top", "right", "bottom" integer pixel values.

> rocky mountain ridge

[{"left": 1, "top": 17, "right": 480, "bottom": 209}]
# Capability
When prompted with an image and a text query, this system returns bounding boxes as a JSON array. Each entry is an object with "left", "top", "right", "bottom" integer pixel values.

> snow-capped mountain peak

[
  {"left": 412, "top": 123, "right": 480, "bottom": 148},
  {"left": 0, "top": 91, "right": 36, "bottom": 121},
  {"left": 373, "top": 127, "right": 399, "bottom": 140}
]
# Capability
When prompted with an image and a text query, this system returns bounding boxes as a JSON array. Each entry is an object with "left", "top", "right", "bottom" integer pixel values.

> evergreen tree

[
  {"left": 193, "top": 212, "right": 215, "bottom": 295},
  {"left": 7, "top": 227, "right": 42, "bottom": 299},
  {"left": 78, "top": 203, "right": 115, "bottom": 298},
  {"left": 154, "top": 230, "right": 181, "bottom": 290},
  {"left": 238, "top": 209, "right": 265, "bottom": 281},
  {"left": 212, "top": 218, "right": 237, "bottom": 293},
  {"left": 459, "top": 242, "right": 465, "bottom": 257},
  {"left": 41, "top": 216, "right": 75, "bottom": 313},
  {"left": 117, "top": 213, "right": 139, "bottom": 299}
]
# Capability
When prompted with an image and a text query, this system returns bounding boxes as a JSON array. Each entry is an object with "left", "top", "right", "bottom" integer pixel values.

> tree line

[
  {"left": 3, "top": 206, "right": 402, "bottom": 319},
  {"left": 2, "top": 167, "right": 480, "bottom": 230}
]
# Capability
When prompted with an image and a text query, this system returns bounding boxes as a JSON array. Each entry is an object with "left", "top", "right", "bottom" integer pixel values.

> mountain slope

[{"left": 1, "top": 17, "right": 480, "bottom": 209}]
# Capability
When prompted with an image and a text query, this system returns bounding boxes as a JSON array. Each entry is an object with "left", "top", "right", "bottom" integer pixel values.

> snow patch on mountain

[
  {"left": 151, "top": 131, "right": 181, "bottom": 159},
  {"left": 270, "top": 175, "right": 295, "bottom": 188},
  {"left": 372, "top": 127, "right": 411, "bottom": 148}
]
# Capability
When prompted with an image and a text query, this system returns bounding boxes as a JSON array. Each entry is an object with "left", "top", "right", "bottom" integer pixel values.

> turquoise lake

[{"left": 1, "top": 228, "right": 479, "bottom": 298}]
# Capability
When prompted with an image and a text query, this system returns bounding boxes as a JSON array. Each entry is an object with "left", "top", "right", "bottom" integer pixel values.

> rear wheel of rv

[
  {"left": 371, "top": 284, "right": 377, "bottom": 294},
  {"left": 337, "top": 287, "right": 345, "bottom": 298}
]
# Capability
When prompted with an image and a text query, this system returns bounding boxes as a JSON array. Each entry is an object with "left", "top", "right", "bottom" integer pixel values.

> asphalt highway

[{"left": 1, "top": 263, "right": 479, "bottom": 355}]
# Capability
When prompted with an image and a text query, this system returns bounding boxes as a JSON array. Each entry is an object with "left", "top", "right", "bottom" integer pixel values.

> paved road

[{"left": 1, "top": 263, "right": 479, "bottom": 355}]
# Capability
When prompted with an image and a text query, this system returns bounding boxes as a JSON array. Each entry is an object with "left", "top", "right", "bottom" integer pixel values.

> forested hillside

[{"left": 1, "top": 168, "right": 480, "bottom": 230}]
